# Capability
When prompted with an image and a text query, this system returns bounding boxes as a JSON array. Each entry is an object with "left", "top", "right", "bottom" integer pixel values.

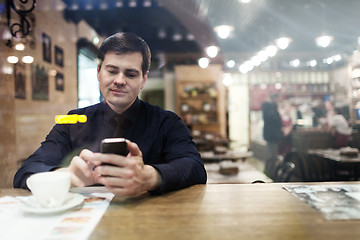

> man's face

[{"left": 97, "top": 51, "right": 147, "bottom": 113}]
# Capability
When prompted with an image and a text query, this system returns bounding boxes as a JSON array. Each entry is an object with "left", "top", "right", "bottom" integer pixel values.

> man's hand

[
  {"left": 55, "top": 149, "right": 100, "bottom": 187},
  {"left": 93, "top": 140, "right": 162, "bottom": 198}
]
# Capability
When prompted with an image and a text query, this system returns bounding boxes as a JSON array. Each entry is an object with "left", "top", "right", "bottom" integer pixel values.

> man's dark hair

[{"left": 98, "top": 32, "right": 151, "bottom": 76}]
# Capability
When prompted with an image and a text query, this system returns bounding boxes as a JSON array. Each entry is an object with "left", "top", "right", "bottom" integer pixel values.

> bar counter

[{"left": 3, "top": 183, "right": 360, "bottom": 240}]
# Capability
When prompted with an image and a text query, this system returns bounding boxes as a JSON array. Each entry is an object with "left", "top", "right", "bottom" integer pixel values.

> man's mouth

[{"left": 110, "top": 88, "right": 126, "bottom": 94}]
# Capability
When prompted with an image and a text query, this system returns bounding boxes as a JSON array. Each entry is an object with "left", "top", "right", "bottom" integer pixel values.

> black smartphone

[{"left": 100, "top": 138, "right": 128, "bottom": 165}]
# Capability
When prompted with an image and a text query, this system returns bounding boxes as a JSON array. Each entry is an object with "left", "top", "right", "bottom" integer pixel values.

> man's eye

[
  {"left": 126, "top": 73, "right": 138, "bottom": 78},
  {"left": 108, "top": 70, "right": 118, "bottom": 74}
]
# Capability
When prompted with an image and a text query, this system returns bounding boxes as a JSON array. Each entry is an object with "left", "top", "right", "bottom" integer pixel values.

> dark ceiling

[
  {"left": 62, "top": 0, "right": 208, "bottom": 54},
  {"left": 61, "top": 0, "right": 360, "bottom": 70}
]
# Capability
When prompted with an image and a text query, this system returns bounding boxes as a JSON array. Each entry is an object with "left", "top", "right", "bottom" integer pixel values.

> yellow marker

[
  {"left": 55, "top": 114, "right": 87, "bottom": 124},
  {"left": 77, "top": 115, "right": 87, "bottom": 123}
]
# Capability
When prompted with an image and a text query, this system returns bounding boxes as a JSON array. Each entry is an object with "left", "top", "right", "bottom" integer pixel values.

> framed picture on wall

[
  {"left": 14, "top": 62, "right": 26, "bottom": 99},
  {"left": 55, "top": 45, "right": 64, "bottom": 67},
  {"left": 55, "top": 72, "right": 64, "bottom": 91},
  {"left": 42, "top": 32, "right": 51, "bottom": 63},
  {"left": 32, "top": 64, "right": 49, "bottom": 100}
]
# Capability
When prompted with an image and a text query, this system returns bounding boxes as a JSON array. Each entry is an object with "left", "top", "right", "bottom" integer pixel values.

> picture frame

[
  {"left": 14, "top": 62, "right": 26, "bottom": 99},
  {"left": 42, "top": 32, "right": 51, "bottom": 63},
  {"left": 54, "top": 45, "right": 64, "bottom": 67},
  {"left": 32, "top": 64, "right": 49, "bottom": 100},
  {"left": 55, "top": 72, "right": 64, "bottom": 91}
]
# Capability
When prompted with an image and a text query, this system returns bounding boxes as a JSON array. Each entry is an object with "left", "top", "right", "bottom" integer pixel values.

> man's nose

[{"left": 114, "top": 73, "right": 126, "bottom": 85}]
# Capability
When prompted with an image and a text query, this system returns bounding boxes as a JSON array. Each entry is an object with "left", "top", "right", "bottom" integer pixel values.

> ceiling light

[
  {"left": 158, "top": 28, "right": 166, "bottom": 39},
  {"left": 239, "top": 0, "right": 252, "bottom": 3},
  {"left": 100, "top": 1, "right": 108, "bottom": 9},
  {"left": 15, "top": 43, "right": 25, "bottom": 51},
  {"left": 173, "top": 33, "right": 182, "bottom": 41},
  {"left": 226, "top": 60, "right": 235, "bottom": 68},
  {"left": 198, "top": 57, "right": 209, "bottom": 69},
  {"left": 205, "top": 46, "right": 219, "bottom": 58},
  {"left": 306, "top": 60, "right": 317, "bottom": 67},
  {"left": 239, "top": 61, "right": 254, "bottom": 74},
  {"left": 290, "top": 59, "right": 300, "bottom": 67},
  {"left": 265, "top": 45, "right": 278, "bottom": 57},
  {"left": 85, "top": 3, "right": 93, "bottom": 10},
  {"left": 92, "top": 36, "right": 100, "bottom": 45},
  {"left": 70, "top": 3, "right": 79, "bottom": 10},
  {"left": 276, "top": 37, "right": 292, "bottom": 50},
  {"left": 315, "top": 35, "right": 333, "bottom": 48},
  {"left": 257, "top": 50, "right": 268, "bottom": 62},
  {"left": 239, "top": 64, "right": 248, "bottom": 74},
  {"left": 115, "top": 0, "right": 123, "bottom": 7},
  {"left": 129, "top": 0, "right": 137, "bottom": 7},
  {"left": 143, "top": 0, "right": 152, "bottom": 7},
  {"left": 7, "top": 56, "right": 18, "bottom": 64},
  {"left": 21, "top": 55, "right": 34, "bottom": 64},
  {"left": 325, "top": 57, "right": 334, "bottom": 64},
  {"left": 187, "top": 33, "right": 195, "bottom": 41},
  {"left": 214, "top": 25, "right": 234, "bottom": 39},
  {"left": 333, "top": 54, "right": 342, "bottom": 61},
  {"left": 251, "top": 55, "right": 261, "bottom": 66}
]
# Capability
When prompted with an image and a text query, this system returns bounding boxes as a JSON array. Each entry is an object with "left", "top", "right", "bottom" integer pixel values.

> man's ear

[
  {"left": 140, "top": 71, "right": 148, "bottom": 89},
  {"left": 97, "top": 65, "right": 101, "bottom": 82}
]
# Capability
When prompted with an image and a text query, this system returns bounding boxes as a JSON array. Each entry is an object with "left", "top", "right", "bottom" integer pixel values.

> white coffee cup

[{"left": 26, "top": 171, "right": 71, "bottom": 208}]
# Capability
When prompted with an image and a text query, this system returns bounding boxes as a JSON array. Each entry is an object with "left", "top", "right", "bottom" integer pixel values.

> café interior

[{"left": 2, "top": 0, "right": 360, "bottom": 239}]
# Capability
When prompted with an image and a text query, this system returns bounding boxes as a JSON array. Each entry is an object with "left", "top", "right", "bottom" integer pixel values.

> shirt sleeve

[
  {"left": 148, "top": 115, "right": 207, "bottom": 195},
  {"left": 13, "top": 123, "right": 73, "bottom": 189}
]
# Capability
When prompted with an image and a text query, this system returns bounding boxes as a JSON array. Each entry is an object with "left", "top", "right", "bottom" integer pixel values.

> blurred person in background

[
  {"left": 321, "top": 101, "right": 352, "bottom": 148},
  {"left": 262, "top": 93, "right": 283, "bottom": 175},
  {"left": 278, "top": 101, "right": 295, "bottom": 156}
]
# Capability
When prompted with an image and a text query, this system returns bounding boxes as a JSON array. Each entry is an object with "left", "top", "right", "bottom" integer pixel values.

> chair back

[{"left": 274, "top": 161, "right": 296, "bottom": 182}]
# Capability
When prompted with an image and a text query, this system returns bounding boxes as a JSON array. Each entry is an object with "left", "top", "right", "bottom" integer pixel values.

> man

[
  {"left": 14, "top": 32, "right": 207, "bottom": 197},
  {"left": 262, "top": 93, "right": 283, "bottom": 176}
]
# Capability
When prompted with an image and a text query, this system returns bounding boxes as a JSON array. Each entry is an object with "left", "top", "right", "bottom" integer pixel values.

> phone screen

[{"left": 100, "top": 138, "right": 128, "bottom": 165}]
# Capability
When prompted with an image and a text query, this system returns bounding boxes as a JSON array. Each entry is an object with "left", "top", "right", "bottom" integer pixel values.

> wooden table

[
  {"left": 308, "top": 149, "right": 360, "bottom": 162},
  {"left": 308, "top": 149, "right": 360, "bottom": 181},
  {"left": 205, "top": 161, "right": 272, "bottom": 184},
  {"left": 200, "top": 151, "right": 253, "bottom": 162},
  {"left": 3, "top": 183, "right": 360, "bottom": 240}
]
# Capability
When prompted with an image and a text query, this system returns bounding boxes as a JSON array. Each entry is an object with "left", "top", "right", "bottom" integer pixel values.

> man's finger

[{"left": 126, "top": 140, "right": 142, "bottom": 157}]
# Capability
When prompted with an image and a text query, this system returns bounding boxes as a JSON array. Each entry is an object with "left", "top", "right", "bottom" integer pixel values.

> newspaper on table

[
  {"left": 0, "top": 187, "right": 114, "bottom": 240},
  {"left": 284, "top": 184, "right": 360, "bottom": 220}
]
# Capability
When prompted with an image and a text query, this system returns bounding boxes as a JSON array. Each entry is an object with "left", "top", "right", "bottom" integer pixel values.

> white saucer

[{"left": 19, "top": 193, "right": 84, "bottom": 214}]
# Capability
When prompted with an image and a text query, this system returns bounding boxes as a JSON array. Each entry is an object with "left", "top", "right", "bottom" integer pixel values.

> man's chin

[{"left": 107, "top": 99, "right": 124, "bottom": 107}]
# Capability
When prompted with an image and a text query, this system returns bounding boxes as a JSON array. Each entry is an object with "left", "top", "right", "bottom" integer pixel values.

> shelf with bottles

[
  {"left": 281, "top": 83, "right": 331, "bottom": 96},
  {"left": 180, "top": 102, "right": 218, "bottom": 123},
  {"left": 351, "top": 78, "right": 360, "bottom": 100},
  {"left": 178, "top": 83, "right": 219, "bottom": 123},
  {"left": 179, "top": 83, "right": 218, "bottom": 99}
]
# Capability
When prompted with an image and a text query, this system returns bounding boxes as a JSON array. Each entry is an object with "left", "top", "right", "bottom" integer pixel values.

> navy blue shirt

[{"left": 13, "top": 98, "right": 207, "bottom": 194}]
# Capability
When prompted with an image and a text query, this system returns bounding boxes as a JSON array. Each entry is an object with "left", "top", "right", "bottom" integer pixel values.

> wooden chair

[
  {"left": 264, "top": 155, "right": 284, "bottom": 180},
  {"left": 273, "top": 161, "right": 296, "bottom": 182}
]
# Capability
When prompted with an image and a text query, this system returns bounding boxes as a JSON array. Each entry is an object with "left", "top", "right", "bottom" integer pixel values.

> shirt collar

[
  {"left": 104, "top": 97, "right": 141, "bottom": 124},
  {"left": 122, "top": 97, "right": 141, "bottom": 123}
]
